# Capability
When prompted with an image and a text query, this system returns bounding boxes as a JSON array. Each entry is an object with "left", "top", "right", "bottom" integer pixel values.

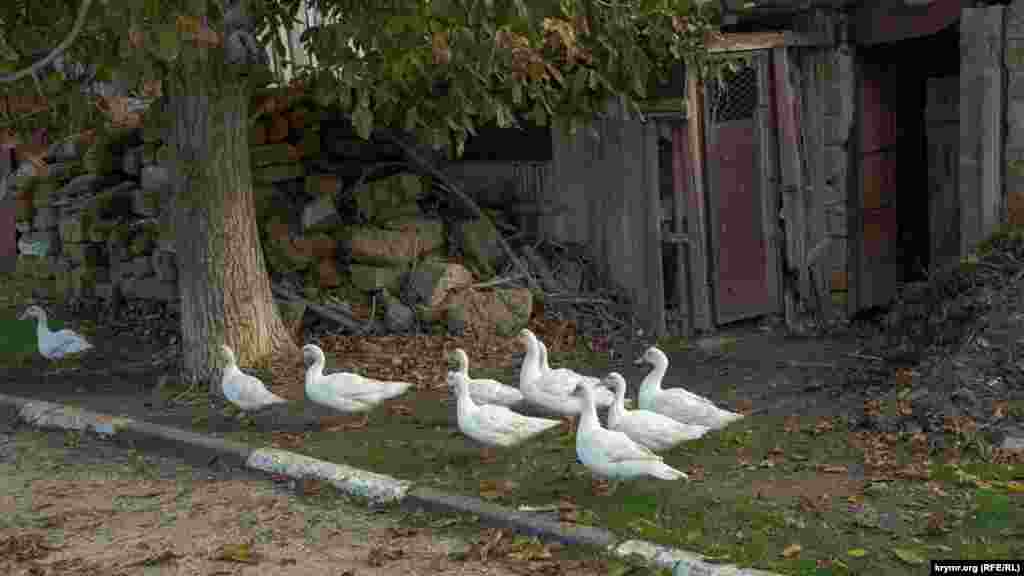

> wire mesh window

[{"left": 709, "top": 64, "right": 758, "bottom": 124}]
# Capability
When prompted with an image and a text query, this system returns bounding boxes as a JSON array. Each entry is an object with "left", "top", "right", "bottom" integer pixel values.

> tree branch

[
  {"left": 0, "top": 0, "right": 95, "bottom": 85},
  {"left": 377, "top": 129, "right": 541, "bottom": 293}
]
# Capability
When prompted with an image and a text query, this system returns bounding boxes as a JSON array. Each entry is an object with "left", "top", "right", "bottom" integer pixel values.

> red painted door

[{"left": 705, "top": 56, "right": 779, "bottom": 324}]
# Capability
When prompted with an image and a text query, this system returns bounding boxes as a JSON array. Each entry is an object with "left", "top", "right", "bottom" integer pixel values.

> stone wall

[
  {"left": 7, "top": 86, "right": 533, "bottom": 336},
  {"left": 9, "top": 128, "right": 179, "bottom": 309}
]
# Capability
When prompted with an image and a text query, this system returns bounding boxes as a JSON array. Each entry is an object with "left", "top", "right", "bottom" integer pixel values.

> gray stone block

[
  {"left": 152, "top": 250, "right": 177, "bottom": 282},
  {"left": 122, "top": 145, "right": 144, "bottom": 176},
  {"left": 133, "top": 255, "right": 154, "bottom": 278},
  {"left": 32, "top": 205, "right": 59, "bottom": 230},
  {"left": 57, "top": 173, "right": 104, "bottom": 199},
  {"left": 140, "top": 165, "right": 170, "bottom": 192},
  {"left": 133, "top": 277, "right": 177, "bottom": 301}
]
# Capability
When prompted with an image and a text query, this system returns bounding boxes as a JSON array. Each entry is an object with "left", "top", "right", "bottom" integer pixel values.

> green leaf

[
  {"left": 891, "top": 548, "right": 925, "bottom": 566},
  {"left": 528, "top": 102, "right": 548, "bottom": 126},
  {"left": 495, "top": 104, "right": 514, "bottom": 129},
  {"left": 572, "top": 68, "right": 587, "bottom": 98},
  {"left": 847, "top": 548, "right": 868, "bottom": 558},
  {"left": 511, "top": 82, "right": 523, "bottom": 105},
  {"left": 352, "top": 106, "right": 374, "bottom": 140},
  {"left": 155, "top": 23, "right": 182, "bottom": 63}
]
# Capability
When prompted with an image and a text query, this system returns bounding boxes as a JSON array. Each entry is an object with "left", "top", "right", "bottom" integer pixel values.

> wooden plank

[
  {"left": 685, "top": 69, "right": 712, "bottom": 330},
  {"left": 772, "top": 47, "right": 807, "bottom": 328},
  {"left": 708, "top": 31, "right": 823, "bottom": 53},
  {"left": 757, "top": 54, "right": 782, "bottom": 318},
  {"left": 960, "top": 6, "right": 1005, "bottom": 255},
  {"left": 802, "top": 51, "right": 829, "bottom": 320},
  {"left": 644, "top": 120, "right": 667, "bottom": 337},
  {"left": 670, "top": 124, "right": 696, "bottom": 335}
]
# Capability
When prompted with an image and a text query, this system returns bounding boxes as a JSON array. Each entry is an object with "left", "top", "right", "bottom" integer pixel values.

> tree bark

[{"left": 168, "top": 47, "right": 297, "bottom": 394}]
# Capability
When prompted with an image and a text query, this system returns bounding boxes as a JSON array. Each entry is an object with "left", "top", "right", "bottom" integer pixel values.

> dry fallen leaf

[
  {"left": 479, "top": 479, "right": 519, "bottom": 500},
  {"left": 814, "top": 418, "right": 835, "bottom": 433},
  {"left": 214, "top": 542, "right": 260, "bottom": 564},
  {"left": 820, "top": 465, "right": 847, "bottom": 474},
  {"left": 847, "top": 548, "right": 868, "bottom": 558},
  {"left": 925, "top": 511, "right": 948, "bottom": 535},
  {"left": 781, "top": 543, "right": 802, "bottom": 558},
  {"left": 388, "top": 403, "right": 413, "bottom": 417},
  {"left": 783, "top": 416, "right": 801, "bottom": 434}
]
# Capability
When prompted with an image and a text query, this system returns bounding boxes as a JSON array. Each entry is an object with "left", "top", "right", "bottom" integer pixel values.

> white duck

[
  {"left": 605, "top": 372, "right": 709, "bottom": 452},
  {"left": 450, "top": 371, "right": 560, "bottom": 462},
  {"left": 636, "top": 347, "right": 744, "bottom": 429},
  {"left": 573, "top": 379, "right": 688, "bottom": 494},
  {"left": 302, "top": 344, "right": 412, "bottom": 415},
  {"left": 19, "top": 305, "right": 93, "bottom": 360},
  {"left": 450, "top": 348, "right": 524, "bottom": 407},
  {"left": 518, "top": 329, "right": 614, "bottom": 418},
  {"left": 220, "top": 344, "right": 287, "bottom": 414}
]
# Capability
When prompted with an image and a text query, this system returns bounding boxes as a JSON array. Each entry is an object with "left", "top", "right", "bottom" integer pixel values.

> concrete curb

[{"left": 0, "top": 393, "right": 781, "bottom": 576}]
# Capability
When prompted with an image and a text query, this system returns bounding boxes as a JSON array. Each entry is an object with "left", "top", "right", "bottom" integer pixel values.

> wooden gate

[{"left": 704, "top": 53, "right": 780, "bottom": 324}]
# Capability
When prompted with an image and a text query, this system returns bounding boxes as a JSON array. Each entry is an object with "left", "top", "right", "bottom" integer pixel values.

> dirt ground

[{"left": 0, "top": 424, "right": 635, "bottom": 576}]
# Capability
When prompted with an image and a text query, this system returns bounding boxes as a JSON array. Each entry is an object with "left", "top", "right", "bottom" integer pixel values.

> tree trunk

[{"left": 168, "top": 47, "right": 297, "bottom": 394}]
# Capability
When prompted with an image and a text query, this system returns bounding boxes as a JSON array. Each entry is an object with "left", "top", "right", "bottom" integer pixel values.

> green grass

[{"left": 169, "top": 360, "right": 1023, "bottom": 576}]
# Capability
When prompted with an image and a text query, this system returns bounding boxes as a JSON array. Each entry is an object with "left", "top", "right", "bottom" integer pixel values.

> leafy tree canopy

[{"left": 0, "top": 0, "right": 719, "bottom": 158}]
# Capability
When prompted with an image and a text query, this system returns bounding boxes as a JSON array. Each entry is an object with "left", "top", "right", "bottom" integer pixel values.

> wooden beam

[
  {"left": 685, "top": 69, "right": 712, "bottom": 331},
  {"left": 707, "top": 31, "right": 824, "bottom": 54}
]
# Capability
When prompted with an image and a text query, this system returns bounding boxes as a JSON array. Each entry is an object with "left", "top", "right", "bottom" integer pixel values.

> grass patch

[{"left": 172, "top": 379, "right": 1023, "bottom": 576}]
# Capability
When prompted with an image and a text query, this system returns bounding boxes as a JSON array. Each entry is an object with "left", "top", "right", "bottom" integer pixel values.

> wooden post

[
  {"left": 685, "top": 68, "right": 712, "bottom": 331},
  {"left": 644, "top": 120, "right": 667, "bottom": 337}
]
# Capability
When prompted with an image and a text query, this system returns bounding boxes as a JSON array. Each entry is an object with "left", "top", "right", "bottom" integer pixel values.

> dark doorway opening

[{"left": 858, "top": 23, "right": 960, "bottom": 283}]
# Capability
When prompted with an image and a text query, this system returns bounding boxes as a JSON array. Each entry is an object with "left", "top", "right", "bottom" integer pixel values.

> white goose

[
  {"left": 538, "top": 340, "right": 602, "bottom": 388},
  {"left": 573, "top": 379, "right": 688, "bottom": 494},
  {"left": 220, "top": 345, "right": 287, "bottom": 414},
  {"left": 450, "top": 371, "right": 560, "bottom": 462},
  {"left": 518, "top": 329, "right": 614, "bottom": 417},
  {"left": 605, "top": 372, "right": 709, "bottom": 452},
  {"left": 450, "top": 348, "right": 524, "bottom": 407},
  {"left": 19, "top": 305, "right": 93, "bottom": 360},
  {"left": 302, "top": 344, "right": 413, "bottom": 414},
  {"left": 636, "top": 347, "right": 744, "bottom": 429}
]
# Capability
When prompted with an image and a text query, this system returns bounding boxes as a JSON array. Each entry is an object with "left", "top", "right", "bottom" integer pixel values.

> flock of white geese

[{"left": 21, "top": 305, "right": 745, "bottom": 492}]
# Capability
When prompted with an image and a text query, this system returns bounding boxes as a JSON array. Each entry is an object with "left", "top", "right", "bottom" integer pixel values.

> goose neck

[{"left": 578, "top": 387, "right": 600, "bottom": 430}]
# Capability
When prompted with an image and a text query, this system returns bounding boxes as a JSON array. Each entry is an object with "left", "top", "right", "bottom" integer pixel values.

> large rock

[
  {"left": 350, "top": 264, "right": 404, "bottom": 292},
  {"left": 457, "top": 217, "right": 503, "bottom": 274},
  {"left": 140, "top": 165, "right": 170, "bottom": 192},
  {"left": 384, "top": 293, "right": 415, "bottom": 333},
  {"left": 445, "top": 287, "right": 533, "bottom": 336},
  {"left": 340, "top": 219, "right": 444, "bottom": 267},
  {"left": 407, "top": 261, "right": 475, "bottom": 307}
]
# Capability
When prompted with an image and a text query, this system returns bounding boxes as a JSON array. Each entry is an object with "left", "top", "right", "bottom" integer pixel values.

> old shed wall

[{"left": 543, "top": 100, "right": 667, "bottom": 336}]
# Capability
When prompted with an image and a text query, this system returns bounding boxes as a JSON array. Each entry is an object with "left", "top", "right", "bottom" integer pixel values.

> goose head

[
  {"left": 603, "top": 372, "right": 628, "bottom": 399},
  {"left": 450, "top": 348, "right": 470, "bottom": 373},
  {"left": 637, "top": 346, "right": 668, "bottom": 367},
  {"left": 18, "top": 305, "right": 45, "bottom": 322},
  {"left": 302, "top": 344, "right": 325, "bottom": 369}
]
